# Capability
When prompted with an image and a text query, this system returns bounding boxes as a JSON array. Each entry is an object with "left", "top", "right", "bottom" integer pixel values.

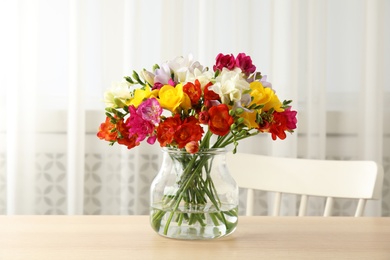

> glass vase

[{"left": 150, "top": 148, "right": 239, "bottom": 240}]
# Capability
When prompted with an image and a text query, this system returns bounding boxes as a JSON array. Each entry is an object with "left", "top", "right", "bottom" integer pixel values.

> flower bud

[{"left": 185, "top": 141, "right": 199, "bottom": 154}]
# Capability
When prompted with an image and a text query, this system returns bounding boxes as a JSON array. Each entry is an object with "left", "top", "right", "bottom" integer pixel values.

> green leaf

[
  {"left": 124, "top": 76, "right": 134, "bottom": 84},
  {"left": 132, "top": 70, "right": 145, "bottom": 86}
]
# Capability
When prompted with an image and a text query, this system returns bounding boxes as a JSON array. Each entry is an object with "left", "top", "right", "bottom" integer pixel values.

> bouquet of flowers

[
  {"left": 97, "top": 53, "right": 297, "bottom": 239},
  {"left": 98, "top": 53, "right": 297, "bottom": 152}
]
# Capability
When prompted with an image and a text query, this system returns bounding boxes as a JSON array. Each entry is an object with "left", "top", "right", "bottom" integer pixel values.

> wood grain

[{"left": 1, "top": 216, "right": 389, "bottom": 260}]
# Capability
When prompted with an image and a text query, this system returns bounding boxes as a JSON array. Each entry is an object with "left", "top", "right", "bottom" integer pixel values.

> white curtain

[{"left": 0, "top": 0, "right": 389, "bottom": 216}]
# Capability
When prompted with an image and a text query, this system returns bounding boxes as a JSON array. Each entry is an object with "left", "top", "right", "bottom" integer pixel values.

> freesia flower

[
  {"left": 126, "top": 105, "right": 156, "bottom": 144},
  {"left": 116, "top": 119, "right": 140, "bottom": 149},
  {"left": 185, "top": 68, "right": 214, "bottom": 89},
  {"left": 97, "top": 117, "right": 117, "bottom": 141},
  {"left": 104, "top": 81, "right": 132, "bottom": 108},
  {"left": 137, "top": 98, "right": 162, "bottom": 125},
  {"left": 140, "top": 69, "right": 155, "bottom": 87},
  {"left": 129, "top": 86, "right": 157, "bottom": 108},
  {"left": 185, "top": 141, "right": 200, "bottom": 154},
  {"left": 174, "top": 116, "right": 203, "bottom": 148},
  {"left": 168, "top": 54, "right": 204, "bottom": 83},
  {"left": 154, "top": 63, "right": 171, "bottom": 85},
  {"left": 158, "top": 84, "right": 191, "bottom": 113},
  {"left": 249, "top": 81, "right": 283, "bottom": 112},
  {"left": 208, "top": 104, "right": 234, "bottom": 136},
  {"left": 269, "top": 107, "right": 298, "bottom": 140},
  {"left": 156, "top": 115, "right": 181, "bottom": 147},
  {"left": 210, "top": 68, "right": 250, "bottom": 105},
  {"left": 213, "top": 53, "right": 236, "bottom": 71},
  {"left": 235, "top": 53, "right": 256, "bottom": 75},
  {"left": 183, "top": 80, "right": 202, "bottom": 105}
]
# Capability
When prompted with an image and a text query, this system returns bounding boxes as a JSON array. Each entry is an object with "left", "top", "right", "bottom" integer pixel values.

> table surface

[{"left": 0, "top": 216, "right": 389, "bottom": 260}]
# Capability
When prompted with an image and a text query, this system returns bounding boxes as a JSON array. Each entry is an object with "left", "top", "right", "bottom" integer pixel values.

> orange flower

[
  {"left": 208, "top": 104, "right": 234, "bottom": 136},
  {"left": 97, "top": 117, "right": 140, "bottom": 149},
  {"left": 97, "top": 117, "right": 117, "bottom": 142},
  {"left": 174, "top": 116, "right": 204, "bottom": 149},
  {"left": 183, "top": 80, "right": 202, "bottom": 105},
  {"left": 156, "top": 115, "right": 181, "bottom": 147}
]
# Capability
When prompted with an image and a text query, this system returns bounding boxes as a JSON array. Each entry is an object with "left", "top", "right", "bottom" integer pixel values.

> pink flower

[
  {"left": 235, "top": 53, "right": 256, "bottom": 75},
  {"left": 137, "top": 98, "right": 162, "bottom": 125},
  {"left": 126, "top": 98, "right": 162, "bottom": 144},
  {"left": 213, "top": 53, "right": 236, "bottom": 72},
  {"left": 283, "top": 107, "right": 298, "bottom": 130},
  {"left": 153, "top": 82, "right": 164, "bottom": 90},
  {"left": 126, "top": 106, "right": 155, "bottom": 143}
]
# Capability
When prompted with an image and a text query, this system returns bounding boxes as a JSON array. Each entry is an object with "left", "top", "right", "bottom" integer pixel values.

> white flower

[
  {"left": 168, "top": 54, "right": 204, "bottom": 83},
  {"left": 140, "top": 69, "right": 155, "bottom": 86},
  {"left": 104, "top": 81, "right": 132, "bottom": 108},
  {"left": 185, "top": 68, "right": 214, "bottom": 89},
  {"left": 209, "top": 68, "right": 250, "bottom": 105}
]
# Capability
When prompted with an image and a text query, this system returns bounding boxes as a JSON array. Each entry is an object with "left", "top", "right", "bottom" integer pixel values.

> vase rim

[{"left": 161, "top": 147, "right": 230, "bottom": 155}]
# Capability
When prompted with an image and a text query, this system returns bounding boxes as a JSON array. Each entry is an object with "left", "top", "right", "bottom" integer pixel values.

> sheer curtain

[{"left": 0, "top": 0, "right": 389, "bottom": 216}]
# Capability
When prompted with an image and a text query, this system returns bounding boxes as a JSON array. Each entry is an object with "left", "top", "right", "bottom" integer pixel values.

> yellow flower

[
  {"left": 158, "top": 84, "right": 191, "bottom": 113},
  {"left": 249, "top": 81, "right": 284, "bottom": 112},
  {"left": 239, "top": 110, "right": 258, "bottom": 129},
  {"left": 129, "top": 86, "right": 158, "bottom": 108}
]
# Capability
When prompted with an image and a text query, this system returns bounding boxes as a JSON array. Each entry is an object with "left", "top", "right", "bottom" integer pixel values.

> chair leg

[
  {"left": 272, "top": 192, "right": 282, "bottom": 216},
  {"left": 298, "top": 195, "right": 308, "bottom": 216},
  {"left": 246, "top": 189, "right": 254, "bottom": 216},
  {"left": 355, "top": 199, "right": 366, "bottom": 217},
  {"left": 323, "top": 197, "right": 333, "bottom": 217}
]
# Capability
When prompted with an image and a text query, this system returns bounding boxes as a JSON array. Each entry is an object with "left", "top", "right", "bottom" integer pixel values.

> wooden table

[{"left": 0, "top": 216, "right": 389, "bottom": 260}]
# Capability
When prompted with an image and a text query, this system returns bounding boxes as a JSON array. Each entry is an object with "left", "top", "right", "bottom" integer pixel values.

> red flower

[
  {"left": 198, "top": 111, "right": 210, "bottom": 124},
  {"left": 174, "top": 116, "right": 204, "bottom": 148},
  {"left": 97, "top": 117, "right": 117, "bottom": 142},
  {"left": 213, "top": 53, "right": 236, "bottom": 72},
  {"left": 156, "top": 114, "right": 181, "bottom": 147},
  {"left": 183, "top": 80, "right": 202, "bottom": 105},
  {"left": 269, "top": 108, "right": 297, "bottom": 140},
  {"left": 208, "top": 104, "right": 234, "bottom": 136},
  {"left": 116, "top": 119, "right": 140, "bottom": 149},
  {"left": 203, "top": 82, "right": 220, "bottom": 103}
]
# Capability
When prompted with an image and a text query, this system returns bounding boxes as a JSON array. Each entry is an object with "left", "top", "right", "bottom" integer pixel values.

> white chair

[{"left": 226, "top": 152, "right": 384, "bottom": 217}]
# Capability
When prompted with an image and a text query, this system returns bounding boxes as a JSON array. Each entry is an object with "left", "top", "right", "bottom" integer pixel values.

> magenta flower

[
  {"left": 283, "top": 107, "right": 298, "bottom": 130},
  {"left": 126, "top": 98, "right": 162, "bottom": 144},
  {"left": 153, "top": 82, "right": 164, "bottom": 90},
  {"left": 235, "top": 53, "right": 256, "bottom": 75},
  {"left": 137, "top": 98, "right": 162, "bottom": 125},
  {"left": 126, "top": 106, "right": 155, "bottom": 143},
  {"left": 213, "top": 53, "right": 236, "bottom": 72}
]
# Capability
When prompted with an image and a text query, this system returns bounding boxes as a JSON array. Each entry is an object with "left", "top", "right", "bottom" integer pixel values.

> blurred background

[{"left": 0, "top": 0, "right": 389, "bottom": 216}]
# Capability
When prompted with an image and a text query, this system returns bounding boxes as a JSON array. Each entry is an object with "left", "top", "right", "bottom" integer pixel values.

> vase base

[
  {"left": 150, "top": 205, "right": 238, "bottom": 240},
  {"left": 154, "top": 225, "right": 237, "bottom": 240}
]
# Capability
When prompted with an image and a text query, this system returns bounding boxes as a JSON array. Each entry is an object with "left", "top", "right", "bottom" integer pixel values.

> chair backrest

[{"left": 226, "top": 152, "right": 384, "bottom": 217}]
